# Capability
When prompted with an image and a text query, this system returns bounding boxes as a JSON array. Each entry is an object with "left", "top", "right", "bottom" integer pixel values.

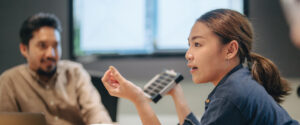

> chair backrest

[
  {"left": 0, "top": 112, "right": 47, "bottom": 125},
  {"left": 91, "top": 75, "right": 118, "bottom": 122}
]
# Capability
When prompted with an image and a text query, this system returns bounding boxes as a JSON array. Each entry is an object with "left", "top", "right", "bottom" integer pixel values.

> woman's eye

[{"left": 194, "top": 42, "right": 201, "bottom": 47}]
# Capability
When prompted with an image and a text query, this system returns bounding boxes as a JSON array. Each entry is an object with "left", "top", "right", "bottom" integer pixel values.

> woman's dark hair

[
  {"left": 19, "top": 12, "right": 62, "bottom": 46},
  {"left": 197, "top": 9, "right": 290, "bottom": 103}
]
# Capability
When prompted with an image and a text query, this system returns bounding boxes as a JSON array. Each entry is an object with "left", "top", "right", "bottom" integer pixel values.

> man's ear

[
  {"left": 19, "top": 43, "right": 29, "bottom": 58},
  {"left": 225, "top": 40, "right": 239, "bottom": 59}
]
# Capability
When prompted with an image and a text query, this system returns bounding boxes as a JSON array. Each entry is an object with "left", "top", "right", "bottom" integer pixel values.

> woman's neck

[{"left": 212, "top": 60, "right": 240, "bottom": 86}]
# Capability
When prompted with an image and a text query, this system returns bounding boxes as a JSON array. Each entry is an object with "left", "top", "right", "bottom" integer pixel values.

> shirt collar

[
  {"left": 26, "top": 65, "right": 59, "bottom": 87},
  {"left": 205, "top": 64, "right": 243, "bottom": 105},
  {"left": 215, "top": 64, "right": 243, "bottom": 88}
]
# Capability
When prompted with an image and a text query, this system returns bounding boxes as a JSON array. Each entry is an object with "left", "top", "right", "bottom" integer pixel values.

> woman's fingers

[
  {"left": 102, "top": 68, "right": 111, "bottom": 83},
  {"left": 102, "top": 68, "right": 119, "bottom": 93},
  {"left": 110, "top": 66, "right": 127, "bottom": 83},
  {"left": 102, "top": 69, "right": 114, "bottom": 90},
  {"left": 103, "top": 66, "right": 139, "bottom": 99},
  {"left": 101, "top": 66, "right": 126, "bottom": 98},
  {"left": 167, "top": 84, "right": 183, "bottom": 96}
]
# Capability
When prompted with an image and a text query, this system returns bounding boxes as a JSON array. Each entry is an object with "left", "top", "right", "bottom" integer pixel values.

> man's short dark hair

[{"left": 19, "top": 12, "right": 62, "bottom": 46}]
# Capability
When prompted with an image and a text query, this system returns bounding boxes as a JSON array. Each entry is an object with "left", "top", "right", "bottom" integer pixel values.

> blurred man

[
  {"left": 0, "top": 13, "right": 112, "bottom": 125},
  {"left": 281, "top": 0, "right": 300, "bottom": 97},
  {"left": 281, "top": 0, "right": 300, "bottom": 48}
]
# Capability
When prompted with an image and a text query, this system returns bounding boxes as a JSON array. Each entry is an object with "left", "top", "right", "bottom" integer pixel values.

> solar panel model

[{"left": 143, "top": 70, "right": 184, "bottom": 103}]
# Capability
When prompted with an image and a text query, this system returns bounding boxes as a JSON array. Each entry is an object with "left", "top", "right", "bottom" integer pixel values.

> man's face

[{"left": 20, "top": 26, "right": 61, "bottom": 74}]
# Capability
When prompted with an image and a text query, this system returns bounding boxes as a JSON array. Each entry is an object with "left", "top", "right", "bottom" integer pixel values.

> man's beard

[
  {"left": 37, "top": 66, "right": 57, "bottom": 77},
  {"left": 37, "top": 57, "right": 57, "bottom": 77}
]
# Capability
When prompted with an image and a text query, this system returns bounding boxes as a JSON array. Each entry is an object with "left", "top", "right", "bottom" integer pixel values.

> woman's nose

[{"left": 185, "top": 50, "right": 193, "bottom": 61}]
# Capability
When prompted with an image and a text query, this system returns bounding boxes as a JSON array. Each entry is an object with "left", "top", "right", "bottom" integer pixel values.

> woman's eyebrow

[{"left": 188, "top": 35, "right": 205, "bottom": 41}]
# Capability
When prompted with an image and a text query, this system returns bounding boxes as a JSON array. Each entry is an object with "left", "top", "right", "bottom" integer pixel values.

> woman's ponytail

[{"left": 249, "top": 52, "right": 291, "bottom": 103}]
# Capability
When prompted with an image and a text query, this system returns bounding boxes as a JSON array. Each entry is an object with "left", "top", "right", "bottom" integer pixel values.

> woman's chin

[
  {"left": 192, "top": 78, "right": 209, "bottom": 84},
  {"left": 192, "top": 79, "right": 202, "bottom": 84}
]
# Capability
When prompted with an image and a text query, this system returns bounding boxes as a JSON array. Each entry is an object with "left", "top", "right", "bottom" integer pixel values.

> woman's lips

[{"left": 190, "top": 67, "right": 198, "bottom": 73}]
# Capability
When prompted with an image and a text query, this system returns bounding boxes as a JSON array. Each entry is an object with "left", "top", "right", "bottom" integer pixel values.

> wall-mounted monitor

[{"left": 70, "top": 0, "right": 248, "bottom": 59}]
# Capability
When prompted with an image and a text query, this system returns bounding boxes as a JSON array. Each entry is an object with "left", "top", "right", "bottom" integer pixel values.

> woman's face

[{"left": 186, "top": 22, "right": 229, "bottom": 85}]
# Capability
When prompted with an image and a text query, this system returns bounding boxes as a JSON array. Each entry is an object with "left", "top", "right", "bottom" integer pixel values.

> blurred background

[{"left": 0, "top": 0, "right": 299, "bottom": 124}]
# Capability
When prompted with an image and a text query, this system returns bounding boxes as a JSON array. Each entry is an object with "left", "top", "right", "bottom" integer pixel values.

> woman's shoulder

[
  {"left": 217, "top": 68, "right": 261, "bottom": 93},
  {"left": 214, "top": 67, "right": 273, "bottom": 105},
  {"left": 212, "top": 67, "right": 299, "bottom": 125}
]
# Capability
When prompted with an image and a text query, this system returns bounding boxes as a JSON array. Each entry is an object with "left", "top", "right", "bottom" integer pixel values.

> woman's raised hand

[{"left": 101, "top": 66, "right": 146, "bottom": 103}]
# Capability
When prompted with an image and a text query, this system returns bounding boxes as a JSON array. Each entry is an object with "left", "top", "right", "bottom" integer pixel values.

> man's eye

[
  {"left": 53, "top": 43, "right": 60, "bottom": 49},
  {"left": 38, "top": 43, "right": 47, "bottom": 49}
]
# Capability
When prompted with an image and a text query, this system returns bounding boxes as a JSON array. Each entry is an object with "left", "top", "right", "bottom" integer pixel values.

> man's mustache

[{"left": 41, "top": 57, "right": 56, "bottom": 63}]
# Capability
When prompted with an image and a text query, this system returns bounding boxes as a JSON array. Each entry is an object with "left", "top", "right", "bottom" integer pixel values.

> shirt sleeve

[
  {"left": 0, "top": 73, "right": 19, "bottom": 111},
  {"left": 182, "top": 112, "right": 201, "bottom": 125},
  {"left": 200, "top": 98, "right": 246, "bottom": 125},
  {"left": 75, "top": 65, "right": 112, "bottom": 124}
]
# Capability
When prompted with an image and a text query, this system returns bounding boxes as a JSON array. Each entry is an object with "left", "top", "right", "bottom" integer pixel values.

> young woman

[{"left": 102, "top": 9, "right": 299, "bottom": 125}]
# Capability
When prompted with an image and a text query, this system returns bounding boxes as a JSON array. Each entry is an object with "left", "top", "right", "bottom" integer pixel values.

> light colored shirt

[{"left": 0, "top": 60, "right": 112, "bottom": 125}]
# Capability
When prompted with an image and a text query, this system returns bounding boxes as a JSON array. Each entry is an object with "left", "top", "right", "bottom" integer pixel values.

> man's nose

[{"left": 45, "top": 47, "right": 56, "bottom": 58}]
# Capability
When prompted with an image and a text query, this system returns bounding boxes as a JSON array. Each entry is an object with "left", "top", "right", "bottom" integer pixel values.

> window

[{"left": 72, "top": 0, "right": 245, "bottom": 57}]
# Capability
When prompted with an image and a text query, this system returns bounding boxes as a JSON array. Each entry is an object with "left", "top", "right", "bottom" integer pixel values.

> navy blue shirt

[{"left": 183, "top": 64, "right": 299, "bottom": 125}]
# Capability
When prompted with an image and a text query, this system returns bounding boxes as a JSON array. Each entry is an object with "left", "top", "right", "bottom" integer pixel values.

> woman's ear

[
  {"left": 225, "top": 40, "right": 239, "bottom": 59},
  {"left": 19, "top": 43, "right": 29, "bottom": 58}
]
